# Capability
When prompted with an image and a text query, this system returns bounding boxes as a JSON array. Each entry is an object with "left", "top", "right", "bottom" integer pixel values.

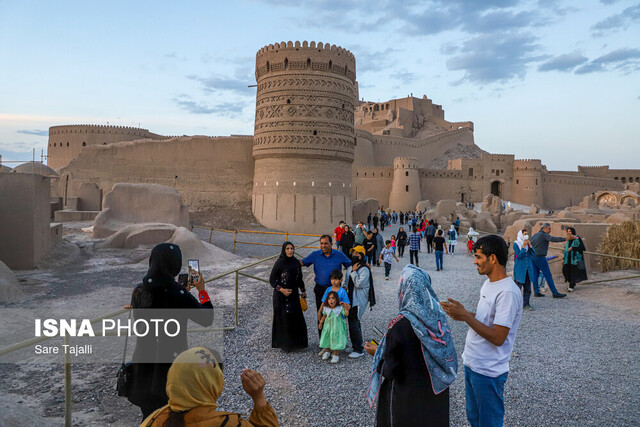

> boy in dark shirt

[
  {"left": 433, "top": 229, "right": 448, "bottom": 271},
  {"left": 363, "top": 231, "right": 377, "bottom": 266}
]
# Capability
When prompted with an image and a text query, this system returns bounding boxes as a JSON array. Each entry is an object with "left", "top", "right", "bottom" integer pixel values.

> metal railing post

[
  {"left": 233, "top": 230, "right": 238, "bottom": 254},
  {"left": 209, "top": 228, "right": 213, "bottom": 244},
  {"left": 64, "top": 335, "right": 72, "bottom": 427},
  {"left": 234, "top": 271, "right": 239, "bottom": 326}
]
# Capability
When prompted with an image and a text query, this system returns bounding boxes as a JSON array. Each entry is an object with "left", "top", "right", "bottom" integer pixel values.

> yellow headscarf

[{"left": 165, "top": 346, "right": 224, "bottom": 412}]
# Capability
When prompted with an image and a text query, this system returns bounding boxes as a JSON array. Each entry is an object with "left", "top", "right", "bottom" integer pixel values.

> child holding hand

[{"left": 318, "top": 291, "right": 349, "bottom": 363}]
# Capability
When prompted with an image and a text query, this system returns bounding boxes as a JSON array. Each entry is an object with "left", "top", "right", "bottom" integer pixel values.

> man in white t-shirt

[{"left": 441, "top": 235, "right": 522, "bottom": 427}]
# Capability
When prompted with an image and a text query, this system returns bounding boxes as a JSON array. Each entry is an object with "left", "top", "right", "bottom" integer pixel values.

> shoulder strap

[{"left": 121, "top": 308, "right": 132, "bottom": 365}]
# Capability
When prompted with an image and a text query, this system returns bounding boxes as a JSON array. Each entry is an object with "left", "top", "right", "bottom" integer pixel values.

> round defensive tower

[
  {"left": 389, "top": 157, "right": 421, "bottom": 212},
  {"left": 252, "top": 41, "right": 357, "bottom": 234}
]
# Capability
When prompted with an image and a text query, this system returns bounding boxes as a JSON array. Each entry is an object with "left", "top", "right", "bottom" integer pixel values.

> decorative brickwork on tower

[{"left": 251, "top": 41, "right": 357, "bottom": 233}]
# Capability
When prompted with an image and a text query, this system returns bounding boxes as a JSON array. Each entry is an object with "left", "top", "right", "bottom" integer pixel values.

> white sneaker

[
  {"left": 318, "top": 349, "right": 326, "bottom": 357},
  {"left": 330, "top": 355, "right": 339, "bottom": 364},
  {"left": 348, "top": 351, "right": 365, "bottom": 359},
  {"left": 385, "top": 277, "right": 389, "bottom": 281},
  {"left": 567, "top": 287, "right": 574, "bottom": 292},
  {"left": 321, "top": 351, "right": 331, "bottom": 360}
]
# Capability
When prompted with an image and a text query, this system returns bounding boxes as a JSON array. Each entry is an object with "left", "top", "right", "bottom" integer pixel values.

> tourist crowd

[{"left": 121, "top": 207, "right": 584, "bottom": 427}]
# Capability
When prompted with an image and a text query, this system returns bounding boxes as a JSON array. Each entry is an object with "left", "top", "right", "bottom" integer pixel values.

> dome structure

[{"left": 12, "top": 162, "right": 58, "bottom": 176}]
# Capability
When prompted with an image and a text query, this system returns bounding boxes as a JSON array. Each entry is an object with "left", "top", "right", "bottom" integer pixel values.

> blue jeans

[
  {"left": 435, "top": 250, "right": 444, "bottom": 270},
  {"left": 465, "top": 366, "right": 508, "bottom": 427},
  {"left": 384, "top": 262, "right": 391, "bottom": 277},
  {"left": 531, "top": 256, "right": 560, "bottom": 295},
  {"left": 366, "top": 254, "right": 374, "bottom": 265},
  {"left": 516, "top": 272, "right": 531, "bottom": 307}
]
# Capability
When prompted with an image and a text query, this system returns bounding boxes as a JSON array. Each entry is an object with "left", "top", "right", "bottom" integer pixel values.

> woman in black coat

[
  {"left": 270, "top": 241, "right": 308, "bottom": 352},
  {"left": 128, "top": 243, "right": 214, "bottom": 419},
  {"left": 340, "top": 226, "right": 356, "bottom": 257},
  {"left": 366, "top": 265, "right": 457, "bottom": 427},
  {"left": 396, "top": 227, "right": 408, "bottom": 258}
]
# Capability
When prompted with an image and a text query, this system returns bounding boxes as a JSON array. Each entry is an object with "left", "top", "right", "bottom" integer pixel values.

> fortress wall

[
  {"left": 369, "top": 128, "right": 474, "bottom": 166},
  {"left": 418, "top": 169, "right": 486, "bottom": 204},
  {"left": 352, "top": 166, "right": 393, "bottom": 206},
  {"left": 353, "top": 134, "right": 375, "bottom": 166},
  {"left": 352, "top": 177, "right": 392, "bottom": 208},
  {"left": 542, "top": 173, "right": 623, "bottom": 209},
  {"left": 58, "top": 136, "right": 254, "bottom": 211},
  {"left": 48, "top": 125, "right": 163, "bottom": 171}
]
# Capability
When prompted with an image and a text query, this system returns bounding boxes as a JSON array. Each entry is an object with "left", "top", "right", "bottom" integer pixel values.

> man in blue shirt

[
  {"left": 301, "top": 235, "right": 352, "bottom": 333},
  {"left": 408, "top": 227, "right": 422, "bottom": 267}
]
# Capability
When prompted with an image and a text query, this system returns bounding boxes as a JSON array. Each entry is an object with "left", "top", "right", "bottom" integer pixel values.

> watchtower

[
  {"left": 389, "top": 157, "right": 421, "bottom": 211},
  {"left": 252, "top": 41, "right": 357, "bottom": 233}
]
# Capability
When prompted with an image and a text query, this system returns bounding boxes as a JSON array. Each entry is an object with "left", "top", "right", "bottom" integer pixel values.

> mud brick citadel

[{"left": 39, "top": 41, "right": 639, "bottom": 233}]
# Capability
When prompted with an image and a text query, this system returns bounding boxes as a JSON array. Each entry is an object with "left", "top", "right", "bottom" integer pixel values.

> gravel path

[
  {"left": 1, "top": 221, "right": 638, "bottom": 426},
  {"left": 214, "top": 222, "right": 640, "bottom": 427}
]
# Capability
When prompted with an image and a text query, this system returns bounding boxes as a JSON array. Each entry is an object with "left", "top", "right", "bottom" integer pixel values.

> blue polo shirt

[{"left": 301, "top": 249, "right": 352, "bottom": 287}]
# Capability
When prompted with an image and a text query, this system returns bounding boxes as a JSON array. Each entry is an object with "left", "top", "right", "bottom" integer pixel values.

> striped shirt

[{"left": 408, "top": 233, "right": 422, "bottom": 251}]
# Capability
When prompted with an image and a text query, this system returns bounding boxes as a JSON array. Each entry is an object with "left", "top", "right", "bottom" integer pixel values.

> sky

[{"left": 0, "top": 0, "right": 639, "bottom": 171}]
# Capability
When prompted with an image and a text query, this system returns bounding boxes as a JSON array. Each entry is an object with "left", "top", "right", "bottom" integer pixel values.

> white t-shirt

[{"left": 462, "top": 276, "right": 523, "bottom": 377}]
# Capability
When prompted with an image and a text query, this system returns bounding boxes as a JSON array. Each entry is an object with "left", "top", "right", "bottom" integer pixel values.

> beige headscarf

[{"left": 166, "top": 346, "right": 224, "bottom": 412}]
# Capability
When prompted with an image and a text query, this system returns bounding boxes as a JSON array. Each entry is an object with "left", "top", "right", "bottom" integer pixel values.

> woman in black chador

[
  {"left": 128, "top": 243, "right": 213, "bottom": 419},
  {"left": 270, "top": 241, "right": 308, "bottom": 352}
]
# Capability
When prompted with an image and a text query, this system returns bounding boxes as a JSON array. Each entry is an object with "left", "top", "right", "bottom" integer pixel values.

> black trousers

[
  {"left": 398, "top": 244, "right": 405, "bottom": 257},
  {"left": 410, "top": 249, "right": 419, "bottom": 266},
  {"left": 314, "top": 283, "right": 327, "bottom": 337},
  {"left": 348, "top": 306, "right": 364, "bottom": 353},
  {"left": 426, "top": 235, "right": 434, "bottom": 253}
]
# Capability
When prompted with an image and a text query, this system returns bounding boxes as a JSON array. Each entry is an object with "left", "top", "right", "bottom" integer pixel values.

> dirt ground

[{"left": 1, "top": 221, "right": 638, "bottom": 426}]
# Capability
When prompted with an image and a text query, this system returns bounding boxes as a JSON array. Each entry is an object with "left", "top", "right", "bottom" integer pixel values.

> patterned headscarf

[{"left": 367, "top": 264, "right": 457, "bottom": 406}]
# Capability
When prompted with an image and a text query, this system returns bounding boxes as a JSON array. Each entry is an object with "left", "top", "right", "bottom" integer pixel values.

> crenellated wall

[
  {"left": 58, "top": 136, "right": 255, "bottom": 211},
  {"left": 48, "top": 125, "right": 163, "bottom": 171},
  {"left": 542, "top": 173, "right": 624, "bottom": 209}
]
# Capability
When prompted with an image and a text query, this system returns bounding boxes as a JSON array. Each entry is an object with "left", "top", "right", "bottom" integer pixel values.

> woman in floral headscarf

[{"left": 365, "top": 264, "right": 457, "bottom": 427}]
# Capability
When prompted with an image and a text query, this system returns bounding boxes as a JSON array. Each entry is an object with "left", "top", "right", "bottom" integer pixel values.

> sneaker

[
  {"left": 567, "top": 287, "right": 575, "bottom": 292},
  {"left": 553, "top": 293, "right": 567, "bottom": 298},
  {"left": 524, "top": 305, "right": 534, "bottom": 311},
  {"left": 330, "top": 355, "right": 339, "bottom": 364},
  {"left": 321, "top": 351, "right": 331, "bottom": 360},
  {"left": 534, "top": 293, "right": 545, "bottom": 297},
  {"left": 385, "top": 277, "right": 389, "bottom": 281},
  {"left": 348, "top": 351, "right": 365, "bottom": 359},
  {"left": 319, "top": 349, "right": 327, "bottom": 357}
]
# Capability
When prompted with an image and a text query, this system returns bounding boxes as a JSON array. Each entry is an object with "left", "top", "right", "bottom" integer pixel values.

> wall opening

[
  {"left": 491, "top": 181, "right": 502, "bottom": 198},
  {"left": 405, "top": 185, "right": 409, "bottom": 192},
  {"left": 468, "top": 167, "right": 473, "bottom": 177},
  {"left": 405, "top": 171, "right": 408, "bottom": 176}
]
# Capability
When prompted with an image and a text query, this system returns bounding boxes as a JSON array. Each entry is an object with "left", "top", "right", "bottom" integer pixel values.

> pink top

[{"left": 391, "top": 239, "right": 396, "bottom": 248}]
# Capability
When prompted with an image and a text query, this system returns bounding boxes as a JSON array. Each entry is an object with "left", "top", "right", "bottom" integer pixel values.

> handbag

[
  {"left": 116, "top": 309, "right": 133, "bottom": 397},
  {"left": 299, "top": 295, "right": 308, "bottom": 312}
]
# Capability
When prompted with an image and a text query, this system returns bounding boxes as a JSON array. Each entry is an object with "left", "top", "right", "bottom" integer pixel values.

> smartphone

[
  {"left": 188, "top": 259, "right": 200, "bottom": 282},
  {"left": 370, "top": 338, "right": 379, "bottom": 346},
  {"left": 178, "top": 273, "right": 188, "bottom": 288}
]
